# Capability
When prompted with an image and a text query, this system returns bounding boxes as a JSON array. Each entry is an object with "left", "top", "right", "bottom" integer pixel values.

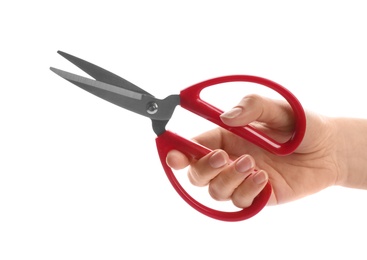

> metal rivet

[{"left": 147, "top": 102, "right": 158, "bottom": 114}]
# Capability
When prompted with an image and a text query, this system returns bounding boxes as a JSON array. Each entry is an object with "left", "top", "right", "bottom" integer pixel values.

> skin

[{"left": 166, "top": 94, "right": 367, "bottom": 208}]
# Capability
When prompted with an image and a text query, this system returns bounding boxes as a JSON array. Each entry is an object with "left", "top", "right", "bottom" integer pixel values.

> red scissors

[{"left": 50, "top": 51, "right": 306, "bottom": 221}]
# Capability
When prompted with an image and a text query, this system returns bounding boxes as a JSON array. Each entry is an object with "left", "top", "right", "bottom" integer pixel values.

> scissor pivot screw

[{"left": 147, "top": 102, "right": 158, "bottom": 114}]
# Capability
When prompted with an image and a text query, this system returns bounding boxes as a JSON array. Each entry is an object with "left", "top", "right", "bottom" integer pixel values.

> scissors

[{"left": 50, "top": 51, "right": 306, "bottom": 221}]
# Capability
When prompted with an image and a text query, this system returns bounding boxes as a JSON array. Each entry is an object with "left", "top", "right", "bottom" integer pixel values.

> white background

[{"left": 1, "top": 1, "right": 367, "bottom": 259}]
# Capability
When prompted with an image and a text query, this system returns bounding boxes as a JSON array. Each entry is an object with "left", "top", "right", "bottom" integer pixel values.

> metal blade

[
  {"left": 57, "top": 51, "right": 152, "bottom": 96},
  {"left": 50, "top": 67, "right": 180, "bottom": 121},
  {"left": 50, "top": 67, "right": 143, "bottom": 99},
  {"left": 50, "top": 67, "right": 147, "bottom": 114}
]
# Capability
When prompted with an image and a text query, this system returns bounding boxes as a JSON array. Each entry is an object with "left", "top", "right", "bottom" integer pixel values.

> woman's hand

[{"left": 166, "top": 94, "right": 341, "bottom": 207}]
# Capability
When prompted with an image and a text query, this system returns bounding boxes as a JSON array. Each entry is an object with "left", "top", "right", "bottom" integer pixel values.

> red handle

[
  {"left": 180, "top": 75, "right": 306, "bottom": 156},
  {"left": 156, "top": 131, "right": 272, "bottom": 222}
]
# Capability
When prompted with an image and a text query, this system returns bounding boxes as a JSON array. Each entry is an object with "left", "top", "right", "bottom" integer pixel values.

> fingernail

[
  {"left": 235, "top": 155, "right": 254, "bottom": 173},
  {"left": 220, "top": 107, "right": 242, "bottom": 119},
  {"left": 209, "top": 151, "right": 227, "bottom": 169},
  {"left": 253, "top": 170, "right": 268, "bottom": 185}
]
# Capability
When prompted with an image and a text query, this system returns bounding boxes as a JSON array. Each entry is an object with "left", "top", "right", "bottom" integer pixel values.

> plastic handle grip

[
  {"left": 156, "top": 131, "right": 272, "bottom": 222},
  {"left": 180, "top": 75, "right": 306, "bottom": 156}
]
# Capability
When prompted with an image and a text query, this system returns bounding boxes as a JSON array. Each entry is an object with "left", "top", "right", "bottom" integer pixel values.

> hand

[{"left": 166, "top": 94, "right": 340, "bottom": 208}]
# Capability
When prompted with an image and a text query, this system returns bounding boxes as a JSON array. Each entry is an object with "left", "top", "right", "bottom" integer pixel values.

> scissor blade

[
  {"left": 57, "top": 51, "right": 152, "bottom": 96},
  {"left": 50, "top": 67, "right": 154, "bottom": 116}
]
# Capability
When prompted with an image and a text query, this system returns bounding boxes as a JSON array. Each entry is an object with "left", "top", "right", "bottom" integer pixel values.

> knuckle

[
  {"left": 187, "top": 167, "right": 206, "bottom": 187},
  {"left": 240, "top": 94, "right": 264, "bottom": 120},
  {"left": 208, "top": 179, "right": 230, "bottom": 201},
  {"left": 232, "top": 189, "right": 253, "bottom": 208},
  {"left": 241, "top": 94, "right": 262, "bottom": 106},
  {"left": 208, "top": 183, "right": 226, "bottom": 201}
]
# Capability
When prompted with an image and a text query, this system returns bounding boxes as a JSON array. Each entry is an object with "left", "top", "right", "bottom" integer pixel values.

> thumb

[{"left": 219, "top": 94, "right": 294, "bottom": 130}]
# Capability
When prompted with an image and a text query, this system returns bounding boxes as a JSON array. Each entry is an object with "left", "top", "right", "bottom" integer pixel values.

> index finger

[
  {"left": 166, "top": 128, "right": 225, "bottom": 170},
  {"left": 166, "top": 149, "right": 190, "bottom": 170}
]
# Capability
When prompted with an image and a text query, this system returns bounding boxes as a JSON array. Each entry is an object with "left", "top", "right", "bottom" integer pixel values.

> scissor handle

[
  {"left": 156, "top": 130, "right": 272, "bottom": 222},
  {"left": 157, "top": 75, "right": 305, "bottom": 221},
  {"left": 180, "top": 75, "right": 306, "bottom": 156}
]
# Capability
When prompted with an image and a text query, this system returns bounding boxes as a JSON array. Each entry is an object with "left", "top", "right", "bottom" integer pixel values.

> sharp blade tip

[
  {"left": 57, "top": 50, "right": 70, "bottom": 59},
  {"left": 49, "top": 67, "right": 59, "bottom": 74},
  {"left": 49, "top": 67, "right": 67, "bottom": 79}
]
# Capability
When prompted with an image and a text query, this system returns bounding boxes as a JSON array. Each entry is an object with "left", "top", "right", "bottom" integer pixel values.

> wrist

[
  {"left": 333, "top": 117, "right": 367, "bottom": 189},
  {"left": 331, "top": 118, "right": 348, "bottom": 186}
]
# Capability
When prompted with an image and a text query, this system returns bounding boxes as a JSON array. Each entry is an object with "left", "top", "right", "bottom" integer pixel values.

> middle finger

[{"left": 208, "top": 155, "right": 256, "bottom": 201}]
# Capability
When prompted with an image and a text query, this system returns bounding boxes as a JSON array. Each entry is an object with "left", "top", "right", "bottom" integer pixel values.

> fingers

[
  {"left": 166, "top": 148, "right": 270, "bottom": 208},
  {"left": 187, "top": 150, "right": 229, "bottom": 187},
  {"left": 166, "top": 95, "right": 288, "bottom": 208},
  {"left": 166, "top": 150, "right": 190, "bottom": 170},
  {"left": 232, "top": 170, "right": 269, "bottom": 208},
  {"left": 220, "top": 94, "right": 294, "bottom": 130},
  {"left": 206, "top": 155, "right": 269, "bottom": 208},
  {"left": 208, "top": 155, "right": 255, "bottom": 201}
]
